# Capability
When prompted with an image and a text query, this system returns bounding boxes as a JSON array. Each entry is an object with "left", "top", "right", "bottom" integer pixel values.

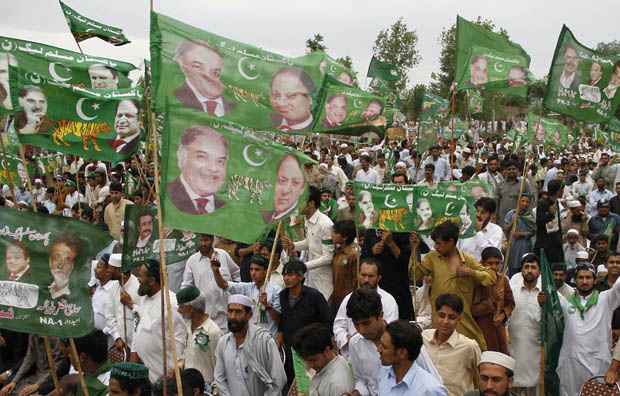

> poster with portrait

[
  {"left": 151, "top": 12, "right": 324, "bottom": 134},
  {"left": 416, "top": 120, "right": 438, "bottom": 154},
  {"left": 419, "top": 92, "right": 449, "bottom": 122},
  {"left": 122, "top": 205, "right": 199, "bottom": 271},
  {"left": 313, "top": 77, "right": 387, "bottom": 136},
  {"left": 527, "top": 113, "right": 569, "bottom": 149},
  {"left": 0, "top": 36, "right": 135, "bottom": 113},
  {"left": 9, "top": 74, "right": 144, "bottom": 163},
  {"left": 160, "top": 106, "right": 313, "bottom": 243},
  {"left": 0, "top": 207, "right": 112, "bottom": 337},
  {"left": 295, "top": 51, "right": 357, "bottom": 87},
  {"left": 544, "top": 25, "right": 620, "bottom": 123}
]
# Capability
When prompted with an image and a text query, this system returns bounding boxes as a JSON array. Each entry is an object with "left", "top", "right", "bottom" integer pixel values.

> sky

[{"left": 1, "top": 0, "right": 618, "bottom": 88}]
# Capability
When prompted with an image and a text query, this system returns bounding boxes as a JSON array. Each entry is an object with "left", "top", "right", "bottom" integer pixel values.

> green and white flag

[
  {"left": 296, "top": 51, "right": 357, "bottom": 87},
  {"left": 313, "top": 76, "right": 387, "bottom": 136},
  {"left": 544, "top": 25, "right": 620, "bottom": 123},
  {"left": 161, "top": 106, "right": 312, "bottom": 243},
  {"left": 455, "top": 16, "right": 531, "bottom": 96},
  {"left": 506, "top": 128, "right": 526, "bottom": 152},
  {"left": 367, "top": 56, "right": 399, "bottom": 82},
  {"left": 0, "top": 119, "right": 29, "bottom": 186},
  {"left": 122, "top": 205, "right": 199, "bottom": 271},
  {"left": 540, "top": 250, "right": 564, "bottom": 396},
  {"left": 0, "top": 207, "right": 113, "bottom": 337},
  {"left": 417, "top": 120, "right": 437, "bottom": 154},
  {"left": 0, "top": 36, "right": 135, "bottom": 113},
  {"left": 443, "top": 118, "right": 469, "bottom": 140},
  {"left": 468, "top": 90, "right": 483, "bottom": 114},
  {"left": 419, "top": 92, "right": 449, "bottom": 121},
  {"left": 59, "top": 1, "right": 130, "bottom": 46},
  {"left": 150, "top": 12, "right": 324, "bottom": 133},
  {"left": 353, "top": 181, "right": 490, "bottom": 237},
  {"left": 527, "top": 113, "right": 569, "bottom": 149},
  {"left": 608, "top": 118, "right": 620, "bottom": 153},
  {"left": 10, "top": 76, "right": 144, "bottom": 163}
]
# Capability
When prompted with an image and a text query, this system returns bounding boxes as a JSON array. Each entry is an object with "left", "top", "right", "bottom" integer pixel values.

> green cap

[
  {"left": 64, "top": 180, "right": 76, "bottom": 188},
  {"left": 111, "top": 362, "right": 149, "bottom": 381},
  {"left": 86, "top": 172, "right": 96, "bottom": 179},
  {"left": 176, "top": 286, "right": 201, "bottom": 305}
]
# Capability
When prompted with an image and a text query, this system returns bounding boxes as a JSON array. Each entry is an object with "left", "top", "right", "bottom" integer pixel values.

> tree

[
  {"left": 400, "top": 84, "right": 426, "bottom": 120},
  {"left": 372, "top": 18, "right": 421, "bottom": 93},
  {"left": 306, "top": 34, "right": 327, "bottom": 52},
  {"left": 596, "top": 40, "right": 620, "bottom": 57},
  {"left": 336, "top": 56, "right": 358, "bottom": 83}
]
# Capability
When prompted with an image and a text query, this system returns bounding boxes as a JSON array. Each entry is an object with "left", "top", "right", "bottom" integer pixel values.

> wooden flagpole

[
  {"left": 502, "top": 157, "right": 530, "bottom": 276},
  {"left": 264, "top": 221, "right": 283, "bottom": 286},
  {"left": 42, "top": 337, "right": 61, "bottom": 393},
  {"left": 68, "top": 338, "right": 90, "bottom": 396}
]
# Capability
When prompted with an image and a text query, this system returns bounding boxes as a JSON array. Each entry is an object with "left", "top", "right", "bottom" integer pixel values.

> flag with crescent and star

[
  {"left": 544, "top": 25, "right": 620, "bottom": 123},
  {"left": 0, "top": 206, "right": 112, "bottom": 337},
  {"left": 455, "top": 16, "right": 531, "bottom": 97},
  {"left": 526, "top": 113, "right": 569, "bottom": 150},
  {"left": 9, "top": 69, "right": 144, "bottom": 163},
  {"left": 59, "top": 1, "right": 131, "bottom": 46},
  {"left": 352, "top": 180, "right": 491, "bottom": 237},
  {"left": 367, "top": 56, "right": 399, "bottom": 82},
  {"left": 419, "top": 92, "right": 449, "bottom": 122},
  {"left": 160, "top": 106, "right": 313, "bottom": 243}
]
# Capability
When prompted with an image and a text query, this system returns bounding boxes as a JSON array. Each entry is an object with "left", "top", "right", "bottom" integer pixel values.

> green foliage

[
  {"left": 596, "top": 40, "right": 620, "bottom": 57},
  {"left": 306, "top": 33, "right": 327, "bottom": 52}
]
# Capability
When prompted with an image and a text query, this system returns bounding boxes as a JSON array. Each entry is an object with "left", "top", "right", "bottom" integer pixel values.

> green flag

[
  {"left": 455, "top": 16, "right": 531, "bottom": 96},
  {"left": 443, "top": 118, "right": 469, "bottom": 140},
  {"left": 150, "top": 12, "right": 324, "bottom": 133},
  {"left": 122, "top": 205, "right": 199, "bottom": 271},
  {"left": 59, "top": 1, "right": 130, "bottom": 46},
  {"left": 544, "top": 25, "right": 620, "bottom": 123},
  {"left": 527, "top": 113, "right": 569, "bottom": 149},
  {"left": 607, "top": 118, "right": 620, "bottom": 152},
  {"left": 417, "top": 120, "right": 438, "bottom": 154},
  {"left": 419, "top": 92, "right": 449, "bottom": 121},
  {"left": 367, "top": 56, "right": 399, "bottom": 82},
  {"left": 506, "top": 128, "right": 526, "bottom": 152},
  {"left": 468, "top": 90, "right": 483, "bottom": 114},
  {"left": 10, "top": 75, "right": 144, "bottom": 163},
  {"left": 161, "top": 106, "right": 312, "bottom": 243},
  {"left": 296, "top": 51, "right": 357, "bottom": 87},
  {"left": 292, "top": 349, "right": 310, "bottom": 394},
  {"left": 353, "top": 181, "right": 491, "bottom": 237},
  {"left": 0, "top": 207, "right": 113, "bottom": 337},
  {"left": 313, "top": 76, "right": 387, "bottom": 136},
  {"left": 0, "top": 36, "right": 135, "bottom": 112},
  {"left": 540, "top": 250, "right": 564, "bottom": 396}
]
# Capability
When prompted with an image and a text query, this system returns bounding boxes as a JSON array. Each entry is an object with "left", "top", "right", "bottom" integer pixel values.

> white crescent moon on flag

[
  {"left": 237, "top": 57, "right": 259, "bottom": 80},
  {"left": 48, "top": 62, "right": 72, "bottom": 82},
  {"left": 445, "top": 202, "right": 458, "bottom": 216},
  {"left": 353, "top": 98, "right": 363, "bottom": 109},
  {"left": 76, "top": 98, "right": 97, "bottom": 121},
  {"left": 243, "top": 145, "right": 267, "bottom": 167},
  {"left": 384, "top": 194, "right": 397, "bottom": 208},
  {"left": 494, "top": 62, "right": 505, "bottom": 73}
]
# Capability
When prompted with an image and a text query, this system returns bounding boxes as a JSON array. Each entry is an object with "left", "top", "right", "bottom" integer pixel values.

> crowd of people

[{"left": 2, "top": 127, "right": 620, "bottom": 396}]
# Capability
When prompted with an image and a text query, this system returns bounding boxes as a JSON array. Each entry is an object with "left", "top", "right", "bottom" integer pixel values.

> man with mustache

[
  {"left": 464, "top": 351, "right": 517, "bottom": 396},
  {"left": 48, "top": 235, "right": 81, "bottom": 299},
  {"left": 559, "top": 44, "right": 580, "bottom": 91},
  {"left": 270, "top": 67, "right": 315, "bottom": 131},
  {"left": 213, "top": 294, "right": 286, "bottom": 396},
  {"left": 88, "top": 64, "right": 119, "bottom": 89},
  {"left": 109, "top": 99, "right": 141, "bottom": 155},
  {"left": 174, "top": 40, "right": 234, "bottom": 116},
  {"left": 135, "top": 212, "right": 153, "bottom": 249},
  {"left": 14, "top": 86, "right": 53, "bottom": 134}
]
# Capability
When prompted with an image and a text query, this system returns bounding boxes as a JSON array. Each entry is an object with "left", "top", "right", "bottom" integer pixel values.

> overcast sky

[{"left": 1, "top": 0, "right": 618, "bottom": 88}]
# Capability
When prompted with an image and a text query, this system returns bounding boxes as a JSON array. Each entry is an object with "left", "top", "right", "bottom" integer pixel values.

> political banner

[
  {"left": 468, "top": 90, "right": 483, "bottom": 114},
  {"left": 296, "top": 51, "right": 357, "bottom": 87},
  {"left": 122, "top": 205, "right": 199, "bottom": 271},
  {"left": 59, "top": 1, "right": 130, "bottom": 46},
  {"left": 506, "top": 128, "right": 526, "bottom": 152},
  {"left": 443, "top": 118, "right": 469, "bottom": 140},
  {"left": 0, "top": 207, "right": 113, "bottom": 337},
  {"left": 10, "top": 76, "right": 144, "bottom": 163},
  {"left": 367, "top": 56, "right": 399, "bottom": 82},
  {"left": 150, "top": 12, "right": 324, "bottom": 133},
  {"left": 419, "top": 92, "right": 449, "bottom": 121},
  {"left": 527, "top": 113, "right": 569, "bottom": 149},
  {"left": 0, "top": 36, "right": 135, "bottom": 113},
  {"left": 160, "top": 106, "right": 313, "bottom": 243},
  {"left": 313, "top": 77, "right": 387, "bottom": 136},
  {"left": 416, "top": 120, "right": 437, "bottom": 154},
  {"left": 353, "top": 181, "right": 490, "bottom": 238},
  {"left": 455, "top": 16, "right": 531, "bottom": 96},
  {"left": 0, "top": 119, "right": 29, "bottom": 187},
  {"left": 544, "top": 25, "right": 620, "bottom": 123}
]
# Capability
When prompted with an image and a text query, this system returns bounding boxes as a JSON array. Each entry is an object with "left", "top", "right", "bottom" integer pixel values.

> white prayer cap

[
  {"left": 318, "top": 163, "right": 328, "bottom": 170},
  {"left": 34, "top": 178, "right": 42, "bottom": 184},
  {"left": 479, "top": 351, "right": 516, "bottom": 371},
  {"left": 91, "top": 259, "right": 99, "bottom": 267},
  {"left": 566, "top": 200, "right": 581, "bottom": 208},
  {"left": 340, "top": 143, "right": 348, "bottom": 148},
  {"left": 566, "top": 229, "right": 579, "bottom": 236},
  {"left": 228, "top": 294, "right": 253, "bottom": 309},
  {"left": 576, "top": 251, "right": 589, "bottom": 260},
  {"left": 109, "top": 254, "right": 122, "bottom": 268},
  {"left": 597, "top": 264, "right": 608, "bottom": 275},
  {"left": 463, "top": 147, "right": 472, "bottom": 154},
  {"left": 553, "top": 159, "right": 561, "bottom": 165},
  {"left": 395, "top": 161, "right": 407, "bottom": 168}
]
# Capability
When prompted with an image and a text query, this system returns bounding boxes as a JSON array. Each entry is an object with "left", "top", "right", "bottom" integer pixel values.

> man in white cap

[
  {"left": 561, "top": 201, "right": 588, "bottom": 247},
  {"left": 543, "top": 159, "right": 561, "bottom": 192},
  {"left": 464, "top": 351, "right": 517, "bottom": 396},
  {"left": 91, "top": 254, "right": 122, "bottom": 348},
  {"left": 108, "top": 253, "right": 141, "bottom": 350},
  {"left": 563, "top": 228, "right": 586, "bottom": 272},
  {"left": 458, "top": 147, "right": 475, "bottom": 169},
  {"left": 214, "top": 294, "right": 286, "bottom": 396},
  {"left": 32, "top": 178, "right": 45, "bottom": 203}
]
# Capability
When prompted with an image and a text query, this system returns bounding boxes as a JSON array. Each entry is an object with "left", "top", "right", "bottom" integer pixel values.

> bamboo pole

[
  {"left": 502, "top": 157, "right": 530, "bottom": 276},
  {"left": 264, "top": 221, "right": 283, "bottom": 286},
  {"left": 68, "top": 338, "right": 90, "bottom": 396},
  {"left": 42, "top": 337, "right": 60, "bottom": 394},
  {"left": 539, "top": 345, "right": 545, "bottom": 395}
]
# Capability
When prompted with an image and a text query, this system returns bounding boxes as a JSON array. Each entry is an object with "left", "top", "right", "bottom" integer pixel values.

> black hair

[
  {"left": 595, "top": 234, "right": 609, "bottom": 244},
  {"left": 521, "top": 253, "right": 539, "bottom": 267},
  {"left": 431, "top": 221, "right": 460, "bottom": 244},
  {"left": 359, "top": 257, "right": 381, "bottom": 273},
  {"left": 74, "top": 330, "right": 108, "bottom": 364},
  {"left": 391, "top": 172, "right": 408, "bottom": 184},
  {"left": 551, "top": 263, "right": 567, "bottom": 272},
  {"left": 181, "top": 368, "right": 205, "bottom": 396},
  {"left": 475, "top": 197, "right": 496, "bottom": 214},
  {"left": 346, "top": 287, "right": 383, "bottom": 322},
  {"left": 384, "top": 320, "right": 423, "bottom": 362},
  {"left": 424, "top": 163, "right": 435, "bottom": 171},
  {"left": 462, "top": 166, "right": 475, "bottom": 178},
  {"left": 547, "top": 179, "right": 564, "bottom": 196},
  {"left": 434, "top": 293, "right": 464, "bottom": 314},
  {"left": 307, "top": 185, "right": 321, "bottom": 210},
  {"left": 111, "top": 373, "right": 151, "bottom": 396},
  {"left": 481, "top": 246, "right": 502, "bottom": 262},
  {"left": 293, "top": 323, "right": 334, "bottom": 358},
  {"left": 283, "top": 258, "right": 307, "bottom": 275},
  {"left": 333, "top": 220, "right": 356, "bottom": 245}
]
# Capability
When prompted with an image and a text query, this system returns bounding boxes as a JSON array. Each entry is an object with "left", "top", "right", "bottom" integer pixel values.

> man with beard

[
  {"left": 361, "top": 99, "right": 384, "bottom": 122},
  {"left": 464, "top": 351, "right": 517, "bottom": 396},
  {"left": 262, "top": 154, "right": 305, "bottom": 224},
  {"left": 109, "top": 100, "right": 141, "bottom": 155},
  {"left": 333, "top": 258, "right": 399, "bottom": 355},
  {"left": 559, "top": 44, "right": 580, "bottom": 91},
  {"left": 561, "top": 200, "right": 589, "bottom": 247},
  {"left": 91, "top": 254, "right": 123, "bottom": 349},
  {"left": 130, "top": 259, "right": 186, "bottom": 383},
  {"left": 176, "top": 286, "right": 222, "bottom": 387},
  {"left": 477, "top": 155, "right": 504, "bottom": 198},
  {"left": 592, "top": 151, "right": 618, "bottom": 190},
  {"left": 174, "top": 40, "right": 234, "bottom": 116},
  {"left": 135, "top": 212, "right": 153, "bottom": 248},
  {"left": 88, "top": 64, "right": 119, "bottom": 89},
  {"left": 270, "top": 67, "right": 315, "bottom": 131},
  {"left": 322, "top": 94, "right": 347, "bottom": 129},
  {"left": 0, "top": 52, "right": 17, "bottom": 110},
  {"left": 586, "top": 177, "right": 615, "bottom": 217},
  {"left": 497, "top": 161, "right": 531, "bottom": 222},
  {"left": 104, "top": 182, "right": 133, "bottom": 241},
  {"left": 552, "top": 263, "right": 574, "bottom": 299},
  {"left": 48, "top": 235, "right": 80, "bottom": 299},
  {"left": 214, "top": 294, "right": 286, "bottom": 396},
  {"left": 546, "top": 263, "right": 620, "bottom": 396},
  {"left": 535, "top": 179, "right": 565, "bottom": 263},
  {"left": 588, "top": 200, "right": 620, "bottom": 249},
  {"left": 107, "top": 254, "right": 141, "bottom": 350},
  {"left": 459, "top": 197, "right": 505, "bottom": 262},
  {"left": 422, "top": 145, "right": 451, "bottom": 182},
  {"left": 14, "top": 86, "right": 53, "bottom": 134},
  {"left": 166, "top": 126, "right": 228, "bottom": 215}
]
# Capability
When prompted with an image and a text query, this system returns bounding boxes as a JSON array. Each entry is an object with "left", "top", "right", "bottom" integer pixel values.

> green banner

[
  {"left": 527, "top": 113, "right": 569, "bottom": 149},
  {"left": 10, "top": 76, "right": 144, "bottom": 163},
  {"left": 367, "top": 56, "right": 399, "bottom": 82},
  {"left": 468, "top": 90, "right": 483, "bottom": 114},
  {"left": 455, "top": 16, "right": 531, "bottom": 96},
  {"left": 150, "top": 12, "right": 324, "bottom": 133},
  {"left": 540, "top": 251, "right": 564, "bottom": 396},
  {"left": 59, "top": 1, "right": 130, "bottom": 46},
  {"left": 506, "top": 128, "right": 526, "bottom": 152},
  {"left": 0, "top": 207, "right": 112, "bottom": 337},
  {"left": 443, "top": 118, "right": 469, "bottom": 139},
  {"left": 296, "top": 51, "right": 357, "bottom": 87},
  {"left": 419, "top": 92, "right": 449, "bottom": 121},
  {"left": 353, "top": 181, "right": 491, "bottom": 237},
  {"left": 417, "top": 120, "right": 437, "bottom": 154},
  {"left": 0, "top": 118, "right": 28, "bottom": 186},
  {"left": 161, "top": 106, "right": 312, "bottom": 243},
  {"left": 122, "top": 205, "right": 199, "bottom": 271},
  {"left": 544, "top": 25, "right": 620, "bottom": 123},
  {"left": 313, "top": 76, "right": 387, "bottom": 136},
  {"left": 0, "top": 36, "right": 135, "bottom": 110}
]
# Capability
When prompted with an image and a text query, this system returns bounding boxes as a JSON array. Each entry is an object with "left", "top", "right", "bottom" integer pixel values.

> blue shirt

[{"left": 378, "top": 362, "right": 448, "bottom": 396}]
